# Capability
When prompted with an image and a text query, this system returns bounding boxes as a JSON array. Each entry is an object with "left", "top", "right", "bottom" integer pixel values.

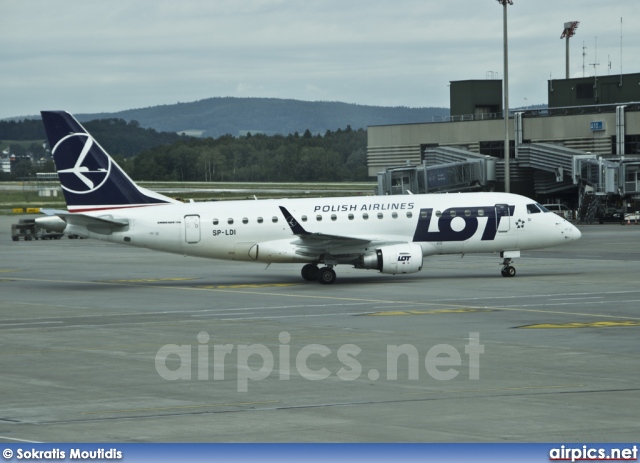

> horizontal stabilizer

[{"left": 40, "top": 209, "right": 129, "bottom": 235}]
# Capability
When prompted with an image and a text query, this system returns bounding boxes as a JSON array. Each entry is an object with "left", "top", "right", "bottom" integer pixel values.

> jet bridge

[
  {"left": 377, "top": 143, "right": 638, "bottom": 205},
  {"left": 376, "top": 157, "right": 495, "bottom": 196}
]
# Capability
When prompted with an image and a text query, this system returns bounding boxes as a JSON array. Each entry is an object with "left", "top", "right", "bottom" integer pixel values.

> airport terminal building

[{"left": 368, "top": 73, "right": 640, "bottom": 222}]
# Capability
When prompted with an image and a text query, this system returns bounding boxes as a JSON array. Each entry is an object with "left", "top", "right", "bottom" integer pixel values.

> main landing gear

[
  {"left": 301, "top": 264, "right": 336, "bottom": 285},
  {"left": 500, "top": 258, "right": 516, "bottom": 278}
]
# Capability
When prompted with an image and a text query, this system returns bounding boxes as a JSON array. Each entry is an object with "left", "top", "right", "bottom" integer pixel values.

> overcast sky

[{"left": 2, "top": 0, "right": 639, "bottom": 119}]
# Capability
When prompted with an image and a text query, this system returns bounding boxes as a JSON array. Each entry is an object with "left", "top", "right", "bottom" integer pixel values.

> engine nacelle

[
  {"left": 357, "top": 244, "right": 424, "bottom": 275},
  {"left": 35, "top": 216, "right": 67, "bottom": 233}
]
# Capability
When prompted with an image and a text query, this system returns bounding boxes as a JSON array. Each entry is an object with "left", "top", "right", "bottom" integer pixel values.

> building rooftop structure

[{"left": 368, "top": 73, "right": 640, "bottom": 223}]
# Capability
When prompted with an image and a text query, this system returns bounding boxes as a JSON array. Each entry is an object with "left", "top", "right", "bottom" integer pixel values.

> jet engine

[
  {"left": 356, "top": 244, "right": 424, "bottom": 275},
  {"left": 35, "top": 216, "right": 67, "bottom": 233}
]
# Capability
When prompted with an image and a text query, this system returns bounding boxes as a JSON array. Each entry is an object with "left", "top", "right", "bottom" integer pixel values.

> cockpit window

[
  {"left": 527, "top": 203, "right": 541, "bottom": 214},
  {"left": 537, "top": 203, "right": 551, "bottom": 213}
]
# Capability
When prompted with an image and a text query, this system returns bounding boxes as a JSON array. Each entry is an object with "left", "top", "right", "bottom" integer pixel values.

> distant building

[
  {"left": 548, "top": 72, "right": 640, "bottom": 108},
  {"left": 368, "top": 73, "right": 640, "bottom": 222}
]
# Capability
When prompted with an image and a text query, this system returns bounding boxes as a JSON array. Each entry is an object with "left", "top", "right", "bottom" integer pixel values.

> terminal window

[
  {"left": 576, "top": 83, "right": 595, "bottom": 100},
  {"left": 612, "top": 135, "right": 640, "bottom": 155},
  {"left": 479, "top": 140, "right": 515, "bottom": 159}
]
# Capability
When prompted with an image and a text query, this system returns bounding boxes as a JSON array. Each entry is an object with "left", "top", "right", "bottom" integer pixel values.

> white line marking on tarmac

[
  {"left": 502, "top": 299, "right": 640, "bottom": 308},
  {"left": 218, "top": 311, "right": 368, "bottom": 321},
  {"left": 0, "top": 321, "right": 63, "bottom": 327},
  {"left": 0, "top": 435, "right": 42, "bottom": 443}
]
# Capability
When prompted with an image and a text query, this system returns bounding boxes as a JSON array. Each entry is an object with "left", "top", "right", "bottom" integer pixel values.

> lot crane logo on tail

[{"left": 53, "top": 133, "right": 111, "bottom": 194}]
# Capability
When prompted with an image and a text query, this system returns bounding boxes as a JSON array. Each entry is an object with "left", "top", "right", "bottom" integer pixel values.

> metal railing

[{"left": 432, "top": 102, "right": 640, "bottom": 124}]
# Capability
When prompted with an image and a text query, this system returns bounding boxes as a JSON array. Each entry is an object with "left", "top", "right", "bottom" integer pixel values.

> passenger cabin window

[
  {"left": 377, "top": 213, "right": 383, "bottom": 219},
  {"left": 213, "top": 218, "right": 219, "bottom": 225},
  {"left": 420, "top": 210, "right": 428, "bottom": 219},
  {"left": 257, "top": 217, "right": 263, "bottom": 223},
  {"left": 331, "top": 214, "right": 337, "bottom": 221},
  {"left": 272, "top": 216, "right": 278, "bottom": 223},
  {"left": 406, "top": 212, "right": 413, "bottom": 218},
  {"left": 301, "top": 215, "right": 307, "bottom": 222},
  {"left": 392, "top": 212, "right": 398, "bottom": 219},
  {"left": 527, "top": 204, "right": 541, "bottom": 214},
  {"left": 242, "top": 217, "right": 249, "bottom": 224},
  {"left": 348, "top": 214, "right": 354, "bottom": 220},
  {"left": 478, "top": 209, "right": 485, "bottom": 217},
  {"left": 228, "top": 218, "right": 234, "bottom": 225},
  {"left": 363, "top": 213, "right": 369, "bottom": 220},
  {"left": 316, "top": 215, "right": 322, "bottom": 221}
]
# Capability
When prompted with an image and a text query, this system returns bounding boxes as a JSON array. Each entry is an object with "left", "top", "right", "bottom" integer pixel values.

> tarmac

[{"left": 1, "top": 214, "right": 639, "bottom": 442}]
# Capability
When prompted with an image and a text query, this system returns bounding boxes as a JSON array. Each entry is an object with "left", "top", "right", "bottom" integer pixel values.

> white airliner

[{"left": 36, "top": 111, "right": 581, "bottom": 284}]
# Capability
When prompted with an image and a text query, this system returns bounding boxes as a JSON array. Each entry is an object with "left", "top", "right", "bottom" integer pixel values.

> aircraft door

[
  {"left": 184, "top": 215, "right": 201, "bottom": 243},
  {"left": 495, "top": 204, "right": 510, "bottom": 233}
]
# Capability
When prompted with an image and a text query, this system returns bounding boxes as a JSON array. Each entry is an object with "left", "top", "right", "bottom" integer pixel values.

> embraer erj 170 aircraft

[{"left": 36, "top": 111, "right": 581, "bottom": 285}]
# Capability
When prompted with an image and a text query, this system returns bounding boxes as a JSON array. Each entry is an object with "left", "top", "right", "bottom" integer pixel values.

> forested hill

[{"left": 77, "top": 97, "right": 449, "bottom": 138}]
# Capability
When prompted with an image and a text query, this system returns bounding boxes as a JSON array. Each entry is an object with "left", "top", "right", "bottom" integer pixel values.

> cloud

[{"left": 1, "top": 0, "right": 639, "bottom": 118}]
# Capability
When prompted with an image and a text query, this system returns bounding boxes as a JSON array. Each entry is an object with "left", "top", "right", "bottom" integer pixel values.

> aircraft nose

[
  {"left": 569, "top": 223, "right": 582, "bottom": 241},
  {"left": 557, "top": 220, "right": 581, "bottom": 242}
]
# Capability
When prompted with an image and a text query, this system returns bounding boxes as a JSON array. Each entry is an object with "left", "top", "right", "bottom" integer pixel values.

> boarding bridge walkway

[
  {"left": 427, "top": 143, "right": 615, "bottom": 195},
  {"left": 378, "top": 143, "right": 631, "bottom": 199}
]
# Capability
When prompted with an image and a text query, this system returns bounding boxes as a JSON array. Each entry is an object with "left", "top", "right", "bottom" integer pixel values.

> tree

[{"left": 11, "top": 158, "right": 35, "bottom": 179}]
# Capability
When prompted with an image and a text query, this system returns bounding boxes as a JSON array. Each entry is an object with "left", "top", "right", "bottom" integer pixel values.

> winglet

[{"left": 279, "top": 206, "right": 310, "bottom": 235}]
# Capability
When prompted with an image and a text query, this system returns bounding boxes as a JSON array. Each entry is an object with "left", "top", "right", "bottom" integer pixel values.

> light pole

[
  {"left": 561, "top": 21, "right": 580, "bottom": 79},
  {"left": 497, "top": 0, "right": 512, "bottom": 193}
]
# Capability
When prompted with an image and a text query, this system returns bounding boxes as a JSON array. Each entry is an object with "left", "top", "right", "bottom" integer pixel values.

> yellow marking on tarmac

[
  {"left": 518, "top": 320, "right": 640, "bottom": 329},
  {"left": 198, "top": 283, "right": 299, "bottom": 289},
  {"left": 104, "top": 277, "right": 195, "bottom": 283},
  {"left": 82, "top": 400, "right": 280, "bottom": 415},
  {"left": 363, "top": 308, "right": 494, "bottom": 316},
  {"left": 403, "top": 384, "right": 584, "bottom": 396}
]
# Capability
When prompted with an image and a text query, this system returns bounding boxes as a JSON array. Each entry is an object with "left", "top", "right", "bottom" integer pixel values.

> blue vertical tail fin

[{"left": 41, "top": 111, "right": 179, "bottom": 212}]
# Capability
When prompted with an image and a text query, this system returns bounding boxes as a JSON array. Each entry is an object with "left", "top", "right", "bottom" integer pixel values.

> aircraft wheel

[
  {"left": 317, "top": 267, "right": 336, "bottom": 285},
  {"left": 301, "top": 264, "right": 319, "bottom": 281},
  {"left": 502, "top": 266, "right": 516, "bottom": 277}
]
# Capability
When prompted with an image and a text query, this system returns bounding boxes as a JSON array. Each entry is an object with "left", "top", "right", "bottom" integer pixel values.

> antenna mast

[
  {"left": 590, "top": 36, "right": 600, "bottom": 102},
  {"left": 590, "top": 36, "right": 600, "bottom": 76},
  {"left": 620, "top": 17, "right": 623, "bottom": 86}
]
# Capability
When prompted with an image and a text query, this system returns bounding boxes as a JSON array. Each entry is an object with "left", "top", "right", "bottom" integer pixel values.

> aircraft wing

[{"left": 278, "top": 205, "right": 407, "bottom": 256}]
